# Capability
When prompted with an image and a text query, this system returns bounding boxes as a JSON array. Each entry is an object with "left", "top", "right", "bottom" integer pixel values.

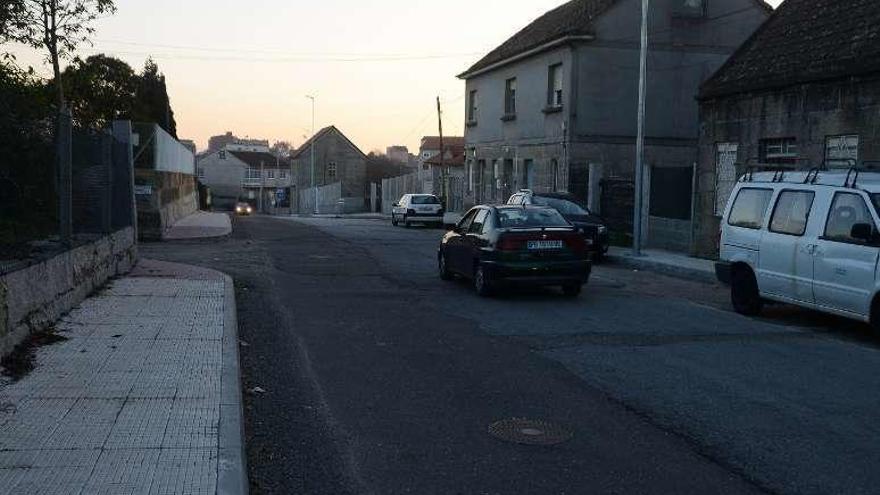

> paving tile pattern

[{"left": 0, "top": 278, "right": 226, "bottom": 494}]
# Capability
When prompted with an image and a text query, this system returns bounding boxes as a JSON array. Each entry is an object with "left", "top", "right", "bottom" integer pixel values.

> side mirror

[{"left": 851, "top": 223, "right": 875, "bottom": 243}]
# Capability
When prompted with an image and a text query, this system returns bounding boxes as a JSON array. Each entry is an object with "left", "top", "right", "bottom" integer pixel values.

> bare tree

[{"left": 11, "top": 0, "right": 116, "bottom": 107}]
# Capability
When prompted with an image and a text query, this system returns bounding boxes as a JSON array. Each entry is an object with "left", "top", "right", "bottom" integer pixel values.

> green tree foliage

[
  {"left": 132, "top": 58, "right": 176, "bottom": 138},
  {"left": 9, "top": 0, "right": 116, "bottom": 107},
  {"left": 62, "top": 54, "right": 136, "bottom": 130}
]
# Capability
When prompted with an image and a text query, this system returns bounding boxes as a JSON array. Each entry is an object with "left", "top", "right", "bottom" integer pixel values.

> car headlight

[
  {"left": 246, "top": 207, "right": 252, "bottom": 213},
  {"left": 598, "top": 226, "right": 608, "bottom": 235},
  {"left": 236, "top": 207, "right": 242, "bottom": 212}
]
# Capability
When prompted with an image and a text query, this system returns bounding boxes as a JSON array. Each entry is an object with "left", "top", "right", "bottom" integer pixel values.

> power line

[{"left": 94, "top": 38, "right": 479, "bottom": 59}]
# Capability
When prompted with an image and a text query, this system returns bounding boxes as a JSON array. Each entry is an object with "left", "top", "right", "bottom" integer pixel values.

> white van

[{"left": 717, "top": 169, "right": 880, "bottom": 329}]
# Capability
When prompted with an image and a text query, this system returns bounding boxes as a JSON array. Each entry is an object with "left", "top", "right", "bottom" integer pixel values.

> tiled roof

[
  {"left": 700, "top": 0, "right": 880, "bottom": 99},
  {"left": 459, "top": 0, "right": 619, "bottom": 78},
  {"left": 420, "top": 136, "right": 465, "bottom": 151},
  {"left": 290, "top": 125, "right": 366, "bottom": 160},
  {"left": 227, "top": 151, "right": 289, "bottom": 169},
  {"left": 423, "top": 146, "right": 467, "bottom": 167}
]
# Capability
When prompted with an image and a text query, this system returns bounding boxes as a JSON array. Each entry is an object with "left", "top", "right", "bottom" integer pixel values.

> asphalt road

[{"left": 141, "top": 215, "right": 880, "bottom": 495}]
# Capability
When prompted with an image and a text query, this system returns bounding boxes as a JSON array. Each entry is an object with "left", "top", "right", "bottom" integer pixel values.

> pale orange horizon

[{"left": 7, "top": 0, "right": 784, "bottom": 153}]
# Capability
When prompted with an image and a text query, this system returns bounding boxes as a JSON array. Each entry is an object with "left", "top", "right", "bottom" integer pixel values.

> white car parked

[
  {"left": 391, "top": 194, "right": 444, "bottom": 227},
  {"left": 717, "top": 169, "right": 880, "bottom": 329}
]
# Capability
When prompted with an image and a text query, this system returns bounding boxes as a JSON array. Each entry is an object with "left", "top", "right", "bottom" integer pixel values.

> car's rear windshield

[
  {"left": 531, "top": 196, "right": 591, "bottom": 215},
  {"left": 497, "top": 208, "right": 570, "bottom": 228},
  {"left": 411, "top": 195, "right": 440, "bottom": 205}
]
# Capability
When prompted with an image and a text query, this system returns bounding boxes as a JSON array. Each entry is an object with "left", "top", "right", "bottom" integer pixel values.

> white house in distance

[{"left": 198, "top": 141, "right": 292, "bottom": 210}]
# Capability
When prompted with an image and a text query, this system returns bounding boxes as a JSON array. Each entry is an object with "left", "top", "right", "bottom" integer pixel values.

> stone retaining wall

[{"left": 0, "top": 227, "right": 137, "bottom": 358}]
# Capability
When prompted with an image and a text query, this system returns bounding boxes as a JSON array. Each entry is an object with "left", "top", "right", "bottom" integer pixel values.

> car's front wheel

[
  {"left": 391, "top": 214, "right": 398, "bottom": 226},
  {"left": 403, "top": 215, "right": 410, "bottom": 228},
  {"left": 474, "top": 266, "right": 494, "bottom": 297},
  {"left": 438, "top": 252, "right": 453, "bottom": 281}
]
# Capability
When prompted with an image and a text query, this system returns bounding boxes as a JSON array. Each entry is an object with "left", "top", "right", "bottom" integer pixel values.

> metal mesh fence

[{"left": 0, "top": 110, "right": 135, "bottom": 271}]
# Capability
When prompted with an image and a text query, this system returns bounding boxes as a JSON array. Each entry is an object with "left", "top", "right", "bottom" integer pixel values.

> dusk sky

[{"left": 9, "top": 0, "right": 784, "bottom": 153}]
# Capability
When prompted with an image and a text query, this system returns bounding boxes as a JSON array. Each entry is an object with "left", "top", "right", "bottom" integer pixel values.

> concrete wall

[
  {"left": 297, "top": 182, "right": 354, "bottom": 214},
  {"left": 135, "top": 170, "right": 198, "bottom": 241},
  {"left": 0, "top": 228, "right": 136, "bottom": 358},
  {"left": 693, "top": 76, "right": 880, "bottom": 257}
]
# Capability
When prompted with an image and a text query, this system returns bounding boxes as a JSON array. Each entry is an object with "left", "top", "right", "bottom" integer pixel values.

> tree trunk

[{"left": 50, "top": 45, "right": 64, "bottom": 108}]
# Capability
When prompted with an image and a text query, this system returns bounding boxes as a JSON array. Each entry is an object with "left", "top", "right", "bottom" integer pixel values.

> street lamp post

[
  {"left": 306, "top": 95, "right": 317, "bottom": 215},
  {"left": 632, "top": 0, "right": 650, "bottom": 257}
]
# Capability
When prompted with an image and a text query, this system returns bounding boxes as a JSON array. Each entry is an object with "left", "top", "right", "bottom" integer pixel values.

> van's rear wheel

[{"left": 731, "top": 267, "right": 763, "bottom": 316}]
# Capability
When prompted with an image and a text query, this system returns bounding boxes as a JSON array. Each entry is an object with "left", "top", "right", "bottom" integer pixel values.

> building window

[
  {"left": 548, "top": 64, "right": 563, "bottom": 108},
  {"left": 280, "top": 169, "right": 288, "bottom": 179},
  {"left": 197, "top": 167, "right": 205, "bottom": 179},
  {"left": 760, "top": 138, "right": 798, "bottom": 165},
  {"left": 267, "top": 169, "right": 275, "bottom": 179},
  {"left": 327, "top": 162, "right": 337, "bottom": 180},
  {"left": 551, "top": 159, "right": 559, "bottom": 191},
  {"left": 504, "top": 78, "right": 517, "bottom": 116},
  {"left": 219, "top": 150, "right": 226, "bottom": 160},
  {"left": 467, "top": 90, "right": 478, "bottom": 123},
  {"left": 246, "top": 168, "right": 261, "bottom": 180},
  {"left": 524, "top": 159, "right": 535, "bottom": 189}
]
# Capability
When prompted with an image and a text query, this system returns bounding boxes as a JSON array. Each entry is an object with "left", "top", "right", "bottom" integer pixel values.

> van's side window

[
  {"left": 769, "top": 190, "right": 815, "bottom": 236},
  {"left": 824, "top": 193, "right": 875, "bottom": 243},
  {"left": 728, "top": 188, "right": 773, "bottom": 229}
]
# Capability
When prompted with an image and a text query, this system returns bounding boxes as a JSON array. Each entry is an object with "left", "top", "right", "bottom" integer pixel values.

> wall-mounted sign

[
  {"left": 826, "top": 135, "right": 859, "bottom": 167},
  {"left": 134, "top": 185, "right": 153, "bottom": 196}
]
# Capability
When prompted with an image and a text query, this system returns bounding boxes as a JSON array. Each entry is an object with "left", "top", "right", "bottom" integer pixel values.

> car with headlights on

[
  {"left": 507, "top": 190, "right": 609, "bottom": 260},
  {"left": 438, "top": 205, "right": 591, "bottom": 297},
  {"left": 235, "top": 202, "right": 253, "bottom": 216}
]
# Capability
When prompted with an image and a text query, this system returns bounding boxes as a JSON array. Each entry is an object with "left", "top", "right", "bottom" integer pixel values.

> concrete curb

[
  {"left": 606, "top": 253, "right": 718, "bottom": 285},
  {"left": 217, "top": 273, "right": 249, "bottom": 495}
]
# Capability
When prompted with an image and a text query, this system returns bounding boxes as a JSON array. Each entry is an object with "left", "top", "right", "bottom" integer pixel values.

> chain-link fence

[{"left": 0, "top": 109, "right": 135, "bottom": 272}]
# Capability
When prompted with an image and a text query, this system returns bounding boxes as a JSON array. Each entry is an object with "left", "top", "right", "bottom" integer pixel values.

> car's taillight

[
  {"left": 497, "top": 236, "right": 524, "bottom": 251},
  {"left": 565, "top": 234, "right": 588, "bottom": 253}
]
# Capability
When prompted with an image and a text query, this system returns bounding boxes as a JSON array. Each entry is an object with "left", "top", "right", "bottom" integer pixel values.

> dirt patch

[{"left": 1, "top": 328, "right": 68, "bottom": 381}]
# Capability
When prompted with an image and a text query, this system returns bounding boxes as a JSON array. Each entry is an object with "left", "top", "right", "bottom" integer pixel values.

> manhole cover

[{"left": 488, "top": 418, "right": 573, "bottom": 446}]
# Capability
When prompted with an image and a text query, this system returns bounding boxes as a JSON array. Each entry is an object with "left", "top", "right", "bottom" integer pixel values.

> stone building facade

[
  {"left": 458, "top": 0, "right": 770, "bottom": 251},
  {"left": 693, "top": 0, "right": 880, "bottom": 257},
  {"left": 291, "top": 126, "right": 368, "bottom": 212}
]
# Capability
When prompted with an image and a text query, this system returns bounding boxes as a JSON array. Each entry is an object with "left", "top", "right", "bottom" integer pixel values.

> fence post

[
  {"left": 101, "top": 130, "right": 113, "bottom": 233},
  {"left": 112, "top": 121, "right": 137, "bottom": 240},
  {"left": 57, "top": 108, "right": 72, "bottom": 246}
]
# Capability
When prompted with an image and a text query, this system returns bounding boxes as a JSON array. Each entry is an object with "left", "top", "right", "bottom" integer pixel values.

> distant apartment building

[
  {"left": 207, "top": 131, "right": 270, "bottom": 153},
  {"left": 459, "top": 0, "right": 770, "bottom": 252},
  {"left": 386, "top": 145, "right": 411, "bottom": 164}
]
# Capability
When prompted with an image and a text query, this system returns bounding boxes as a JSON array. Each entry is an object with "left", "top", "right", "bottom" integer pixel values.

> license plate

[
  {"left": 527, "top": 240, "right": 564, "bottom": 250},
  {"left": 419, "top": 207, "right": 433, "bottom": 212}
]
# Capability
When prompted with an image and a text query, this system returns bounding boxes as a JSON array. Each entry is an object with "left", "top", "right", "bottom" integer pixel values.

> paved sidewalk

[
  {"left": 607, "top": 246, "right": 718, "bottom": 284},
  {"left": 0, "top": 259, "right": 246, "bottom": 494},
  {"left": 164, "top": 212, "right": 232, "bottom": 240}
]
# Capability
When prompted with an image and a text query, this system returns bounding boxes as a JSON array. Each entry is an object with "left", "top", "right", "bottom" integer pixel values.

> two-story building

[
  {"left": 197, "top": 147, "right": 292, "bottom": 211},
  {"left": 693, "top": 0, "right": 880, "bottom": 257},
  {"left": 291, "top": 126, "right": 368, "bottom": 213},
  {"left": 416, "top": 136, "right": 465, "bottom": 194},
  {"left": 459, "top": 0, "right": 770, "bottom": 251}
]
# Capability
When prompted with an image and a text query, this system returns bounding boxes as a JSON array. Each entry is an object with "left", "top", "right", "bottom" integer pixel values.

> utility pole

[
  {"left": 307, "top": 95, "right": 318, "bottom": 214},
  {"left": 632, "top": 0, "right": 650, "bottom": 257},
  {"left": 259, "top": 160, "right": 264, "bottom": 213},
  {"left": 437, "top": 96, "right": 447, "bottom": 206}
]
